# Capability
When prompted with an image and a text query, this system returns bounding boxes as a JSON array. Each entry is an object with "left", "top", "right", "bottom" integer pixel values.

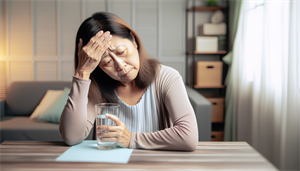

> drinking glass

[{"left": 95, "top": 103, "right": 120, "bottom": 150}]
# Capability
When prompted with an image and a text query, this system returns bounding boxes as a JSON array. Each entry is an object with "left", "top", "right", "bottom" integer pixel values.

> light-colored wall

[{"left": 0, "top": 0, "right": 186, "bottom": 100}]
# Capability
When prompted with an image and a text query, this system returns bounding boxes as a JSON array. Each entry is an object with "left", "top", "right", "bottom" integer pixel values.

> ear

[{"left": 130, "top": 32, "right": 138, "bottom": 49}]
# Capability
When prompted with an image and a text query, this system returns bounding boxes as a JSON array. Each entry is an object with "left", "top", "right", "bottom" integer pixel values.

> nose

[
  {"left": 114, "top": 56, "right": 126, "bottom": 71},
  {"left": 107, "top": 51, "right": 127, "bottom": 72}
]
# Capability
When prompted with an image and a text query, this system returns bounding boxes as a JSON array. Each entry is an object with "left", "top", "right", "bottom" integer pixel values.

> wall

[{"left": 0, "top": 0, "right": 186, "bottom": 100}]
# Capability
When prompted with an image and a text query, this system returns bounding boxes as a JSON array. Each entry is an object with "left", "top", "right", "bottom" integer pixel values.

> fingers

[
  {"left": 83, "top": 30, "right": 109, "bottom": 52},
  {"left": 97, "top": 125, "right": 120, "bottom": 132},
  {"left": 99, "top": 137, "right": 117, "bottom": 143},
  {"left": 96, "top": 117, "right": 132, "bottom": 148},
  {"left": 97, "top": 131, "right": 119, "bottom": 138},
  {"left": 76, "top": 30, "right": 113, "bottom": 75},
  {"left": 78, "top": 30, "right": 112, "bottom": 68},
  {"left": 96, "top": 126, "right": 120, "bottom": 143},
  {"left": 85, "top": 30, "right": 104, "bottom": 52},
  {"left": 94, "top": 35, "right": 112, "bottom": 59},
  {"left": 88, "top": 31, "right": 112, "bottom": 60},
  {"left": 108, "top": 44, "right": 113, "bottom": 51},
  {"left": 77, "top": 38, "right": 83, "bottom": 54},
  {"left": 85, "top": 30, "right": 103, "bottom": 48},
  {"left": 105, "top": 114, "right": 122, "bottom": 126},
  {"left": 90, "top": 31, "right": 106, "bottom": 51}
]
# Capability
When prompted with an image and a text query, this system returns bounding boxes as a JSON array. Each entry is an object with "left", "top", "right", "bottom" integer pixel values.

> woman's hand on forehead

[{"left": 75, "top": 30, "right": 112, "bottom": 80}]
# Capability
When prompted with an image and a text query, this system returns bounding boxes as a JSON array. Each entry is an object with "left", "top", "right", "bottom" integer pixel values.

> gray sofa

[
  {"left": 0, "top": 81, "right": 211, "bottom": 143},
  {"left": 0, "top": 81, "right": 94, "bottom": 143}
]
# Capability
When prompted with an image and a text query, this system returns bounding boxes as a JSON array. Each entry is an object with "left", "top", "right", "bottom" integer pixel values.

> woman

[{"left": 60, "top": 12, "right": 198, "bottom": 151}]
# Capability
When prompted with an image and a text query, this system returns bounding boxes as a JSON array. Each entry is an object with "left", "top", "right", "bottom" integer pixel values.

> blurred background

[{"left": 0, "top": 0, "right": 299, "bottom": 170}]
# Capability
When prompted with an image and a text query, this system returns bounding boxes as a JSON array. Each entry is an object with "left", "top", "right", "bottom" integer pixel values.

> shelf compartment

[
  {"left": 206, "top": 97, "right": 225, "bottom": 123},
  {"left": 195, "top": 61, "right": 223, "bottom": 87},
  {"left": 211, "top": 131, "right": 224, "bottom": 141},
  {"left": 194, "top": 85, "right": 225, "bottom": 89},
  {"left": 188, "top": 50, "right": 227, "bottom": 55},
  {"left": 189, "top": 6, "right": 227, "bottom": 12}
]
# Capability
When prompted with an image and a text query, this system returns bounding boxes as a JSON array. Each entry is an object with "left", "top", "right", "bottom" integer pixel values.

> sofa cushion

[
  {"left": 30, "top": 89, "right": 65, "bottom": 120},
  {"left": 39, "top": 88, "right": 70, "bottom": 124}
]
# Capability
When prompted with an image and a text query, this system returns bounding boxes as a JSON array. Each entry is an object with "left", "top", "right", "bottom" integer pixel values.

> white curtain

[{"left": 228, "top": 0, "right": 299, "bottom": 170}]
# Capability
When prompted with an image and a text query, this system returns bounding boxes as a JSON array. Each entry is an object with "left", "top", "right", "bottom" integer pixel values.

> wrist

[{"left": 74, "top": 70, "right": 91, "bottom": 80}]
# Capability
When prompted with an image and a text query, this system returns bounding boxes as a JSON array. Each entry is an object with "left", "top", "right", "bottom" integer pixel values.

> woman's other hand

[
  {"left": 97, "top": 114, "right": 132, "bottom": 148},
  {"left": 75, "top": 31, "right": 112, "bottom": 80}
]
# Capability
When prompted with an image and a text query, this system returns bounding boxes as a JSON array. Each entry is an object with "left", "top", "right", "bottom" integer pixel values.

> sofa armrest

[
  {"left": 0, "top": 100, "right": 5, "bottom": 119},
  {"left": 185, "top": 85, "right": 211, "bottom": 141}
]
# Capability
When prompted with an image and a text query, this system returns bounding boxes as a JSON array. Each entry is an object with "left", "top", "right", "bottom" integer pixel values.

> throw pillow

[
  {"left": 30, "top": 89, "right": 64, "bottom": 120},
  {"left": 39, "top": 87, "right": 70, "bottom": 124}
]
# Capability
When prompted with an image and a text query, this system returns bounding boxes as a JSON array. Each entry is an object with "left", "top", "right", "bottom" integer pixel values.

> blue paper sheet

[{"left": 56, "top": 140, "right": 133, "bottom": 163}]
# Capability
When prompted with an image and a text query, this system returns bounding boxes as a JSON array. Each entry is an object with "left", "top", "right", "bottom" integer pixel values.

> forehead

[{"left": 110, "top": 35, "right": 132, "bottom": 48}]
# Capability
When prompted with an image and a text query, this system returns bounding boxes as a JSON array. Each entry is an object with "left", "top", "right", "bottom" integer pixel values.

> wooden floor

[{"left": 0, "top": 141, "right": 279, "bottom": 170}]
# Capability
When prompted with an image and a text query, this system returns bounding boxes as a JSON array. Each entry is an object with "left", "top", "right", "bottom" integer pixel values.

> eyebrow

[
  {"left": 102, "top": 45, "right": 124, "bottom": 59},
  {"left": 102, "top": 51, "right": 110, "bottom": 59},
  {"left": 109, "top": 45, "right": 125, "bottom": 52}
]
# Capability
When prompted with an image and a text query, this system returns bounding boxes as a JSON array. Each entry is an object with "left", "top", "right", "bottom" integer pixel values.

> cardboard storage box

[
  {"left": 206, "top": 97, "right": 225, "bottom": 123},
  {"left": 195, "top": 61, "right": 223, "bottom": 87},
  {"left": 196, "top": 36, "right": 218, "bottom": 52},
  {"left": 211, "top": 131, "right": 224, "bottom": 141},
  {"left": 203, "top": 23, "right": 226, "bottom": 35}
]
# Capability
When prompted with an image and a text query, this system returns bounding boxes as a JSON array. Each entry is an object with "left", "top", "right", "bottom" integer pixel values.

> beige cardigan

[{"left": 60, "top": 65, "right": 198, "bottom": 151}]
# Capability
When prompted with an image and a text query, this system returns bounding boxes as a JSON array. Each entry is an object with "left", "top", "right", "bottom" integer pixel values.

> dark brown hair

[{"left": 74, "top": 12, "right": 160, "bottom": 103}]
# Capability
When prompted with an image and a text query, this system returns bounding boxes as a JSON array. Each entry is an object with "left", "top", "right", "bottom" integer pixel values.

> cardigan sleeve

[
  {"left": 129, "top": 66, "right": 199, "bottom": 151},
  {"left": 59, "top": 76, "right": 96, "bottom": 145}
]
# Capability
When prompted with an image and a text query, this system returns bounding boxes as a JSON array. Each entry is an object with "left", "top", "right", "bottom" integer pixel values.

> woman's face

[{"left": 99, "top": 35, "right": 139, "bottom": 84}]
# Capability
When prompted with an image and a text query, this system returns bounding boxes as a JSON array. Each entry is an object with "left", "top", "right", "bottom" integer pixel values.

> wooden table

[{"left": 0, "top": 141, "right": 278, "bottom": 170}]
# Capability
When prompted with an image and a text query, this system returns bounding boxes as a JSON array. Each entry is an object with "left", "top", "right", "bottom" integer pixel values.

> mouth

[{"left": 121, "top": 69, "right": 133, "bottom": 77}]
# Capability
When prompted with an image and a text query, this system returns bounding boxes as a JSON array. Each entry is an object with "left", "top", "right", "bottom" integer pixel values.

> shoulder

[
  {"left": 154, "top": 65, "right": 183, "bottom": 92},
  {"left": 157, "top": 65, "right": 181, "bottom": 81}
]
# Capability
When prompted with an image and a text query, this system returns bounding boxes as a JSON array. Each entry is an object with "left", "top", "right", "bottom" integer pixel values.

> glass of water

[{"left": 95, "top": 103, "right": 120, "bottom": 150}]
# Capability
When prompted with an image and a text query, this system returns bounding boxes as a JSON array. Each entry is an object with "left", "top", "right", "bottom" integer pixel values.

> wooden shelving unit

[
  {"left": 188, "top": 6, "right": 227, "bottom": 11},
  {"left": 185, "top": 0, "right": 229, "bottom": 141},
  {"left": 188, "top": 51, "right": 227, "bottom": 55},
  {"left": 188, "top": 84, "right": 226, "bottom": 89},
  {"left": 194, "top": 85, "right": 226, "bottom": 89}
]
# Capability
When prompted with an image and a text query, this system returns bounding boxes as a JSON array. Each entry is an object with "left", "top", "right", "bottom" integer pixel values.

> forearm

[
  {"left": 60, "top": 76, "right": 93, "bottom": 145},
  {"left": 129, "top": 112, "right": 198, "bottom": 151}
]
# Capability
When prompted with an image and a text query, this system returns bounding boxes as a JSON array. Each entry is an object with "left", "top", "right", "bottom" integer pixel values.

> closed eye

[
  {"left": 106, "top": 60, "right": 112, "bottom": 65},
  {"left": 117, "top": 50, "right": 125, "bottom": 55},
  {"left": 102, "top": 58, "right": 113, "bottom": 66}
]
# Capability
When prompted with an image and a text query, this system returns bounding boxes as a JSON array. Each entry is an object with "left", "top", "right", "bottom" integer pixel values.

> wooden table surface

[{"left": 0, "top": 141, "right": 278, "bottom": 171}]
